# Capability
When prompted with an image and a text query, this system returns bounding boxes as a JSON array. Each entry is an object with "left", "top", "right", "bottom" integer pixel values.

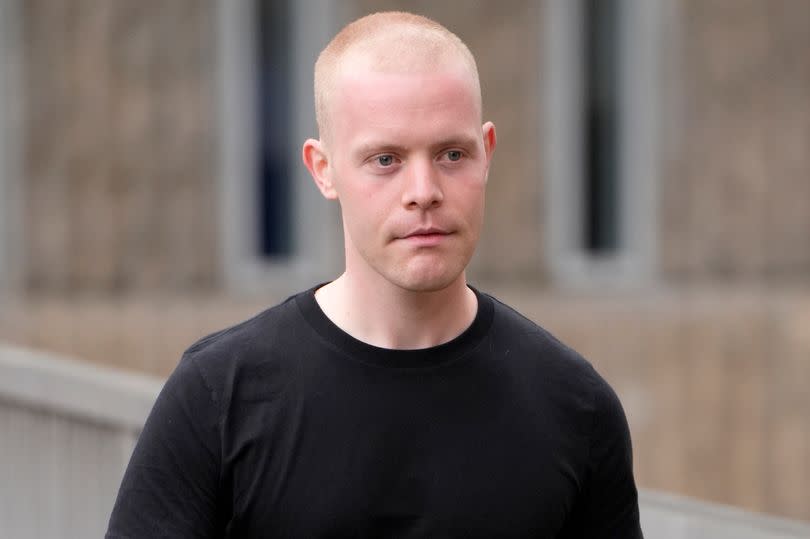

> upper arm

[
  {"left": 559, "top": 377, "right": 643, "bottom": 538},
  {"left": 106, "top": 354, "right": 226, "bottom": 538}
]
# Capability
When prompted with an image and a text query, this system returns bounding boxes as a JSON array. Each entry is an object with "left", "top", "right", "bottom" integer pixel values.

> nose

[{"left": 401, "top": 157, "right": 443, "bottom": 210}]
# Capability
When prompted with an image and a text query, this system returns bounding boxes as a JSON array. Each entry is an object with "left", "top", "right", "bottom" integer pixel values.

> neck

[{"left": 314, "top": 272, "right": 478, "bottom": 350}]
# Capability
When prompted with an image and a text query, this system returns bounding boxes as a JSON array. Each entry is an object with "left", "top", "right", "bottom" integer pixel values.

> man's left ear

[{"left": 482, "top": 121, "right": 497, "bottom": 176}]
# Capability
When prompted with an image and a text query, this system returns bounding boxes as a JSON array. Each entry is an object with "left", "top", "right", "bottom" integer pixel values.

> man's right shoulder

[
  {"left": 172, "top": 291, "right": 309, "bottom": 396},
  {"left": 187, "top": 293, "right": 300, "bottom": 355}
]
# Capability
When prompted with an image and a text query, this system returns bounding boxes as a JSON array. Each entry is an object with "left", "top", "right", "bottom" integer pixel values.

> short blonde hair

[{"left": 314, "top": 11, "right": 481, "bottom": 142}]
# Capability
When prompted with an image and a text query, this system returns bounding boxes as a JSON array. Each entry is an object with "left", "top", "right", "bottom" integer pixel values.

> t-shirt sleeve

[
  {"left": 559, "top": 375, "right": 643, "bottom": 539},
  {"left": 106, "top": 353, "right": 225, "bottom": 538}
]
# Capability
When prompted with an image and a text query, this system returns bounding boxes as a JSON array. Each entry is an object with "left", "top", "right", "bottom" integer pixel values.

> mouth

[
  {"left": 403, "top": 227, "right": 450, "bottom": 238},
  {"left": 398, "top": 227, "right": 453, "bottom": 246}
]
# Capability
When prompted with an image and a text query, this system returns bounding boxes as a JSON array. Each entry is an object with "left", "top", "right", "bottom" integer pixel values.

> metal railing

[
  {"left": 0, "top": 344, "right": 162, "bottom": 539},
  {"left": 640, "top": 490, "right": 810, "bottom": 538}
]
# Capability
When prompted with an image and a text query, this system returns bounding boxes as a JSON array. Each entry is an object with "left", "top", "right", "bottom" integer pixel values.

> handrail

[
  {"left": 0, "top": 342, "right": 163, "bottom": 429},
  {"left": 640, "top": 490, "right": 810, "bottom": 537}
]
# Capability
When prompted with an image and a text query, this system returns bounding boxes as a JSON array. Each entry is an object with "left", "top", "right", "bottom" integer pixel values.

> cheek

[
  {"left": 457, "top": 181, "right": 487, "bottom": 215},
  {"left": 340, "top": 197, "right": 388, "bottom": 237},
  {"left": 337, "top": 179, "right": 396, "bottom": 223}
]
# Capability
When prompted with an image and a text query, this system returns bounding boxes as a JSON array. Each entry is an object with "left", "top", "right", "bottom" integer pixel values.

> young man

[{"left": 107, "top": 12, "right": 642, "bottom": 538}]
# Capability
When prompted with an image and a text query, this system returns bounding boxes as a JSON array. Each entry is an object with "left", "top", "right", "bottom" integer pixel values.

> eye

[
  {"left": 376, "top": 154, "right": 395, "bottom": 167},
  {"left": 446, "top": 150, "right": 463, "bottom": 162}
]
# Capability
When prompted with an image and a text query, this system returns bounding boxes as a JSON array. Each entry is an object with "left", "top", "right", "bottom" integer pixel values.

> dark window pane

[
  {"left": 256, "top": 0, "right": 293, "bottom": 256},
  {"left": 582, "top": 0, "right": 621, "bottom": 253}
]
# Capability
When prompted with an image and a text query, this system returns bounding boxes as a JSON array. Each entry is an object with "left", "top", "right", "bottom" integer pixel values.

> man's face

[{"left": 321, "top": 64, "right": 495, "bottom": 292}]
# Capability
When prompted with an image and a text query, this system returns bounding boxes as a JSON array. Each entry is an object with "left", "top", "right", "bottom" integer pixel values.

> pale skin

[{"left": 303, "top": 54, "right": 496, "bottom": 350}]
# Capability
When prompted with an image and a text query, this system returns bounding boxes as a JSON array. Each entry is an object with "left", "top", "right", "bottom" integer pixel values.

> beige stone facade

[
  {"left": 1, "top": 0, "right": 809, "bottom": 523},
  {"left": 20, "top": 0, "right": 218, "bottom": 294},
  {"left": 661, "top": 0, "right": 810, "bottom": 281}
]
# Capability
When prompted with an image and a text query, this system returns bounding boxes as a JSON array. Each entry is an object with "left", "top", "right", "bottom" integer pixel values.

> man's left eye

[
  {"left": 376, "top": 155, "right": 395, "bottom": 166},
  {"left": 446, "top": 150, "right": 462, "bottom": 162}
]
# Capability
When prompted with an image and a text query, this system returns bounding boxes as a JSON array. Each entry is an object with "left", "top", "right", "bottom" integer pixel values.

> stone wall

[
  {"left": 21, "top": 0, "right": 218, "bottom": 294},
  {"left": 661, "top": 0, "right": 810, "bottom": 281}
]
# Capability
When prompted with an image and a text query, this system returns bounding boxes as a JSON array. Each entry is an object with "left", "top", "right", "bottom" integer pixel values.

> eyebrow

[
  {"left": 352, "top": 142, "right": 410, "bottom": 161},
  {"left": 430, "top": 135, "right": 480, "bottom": 154}
]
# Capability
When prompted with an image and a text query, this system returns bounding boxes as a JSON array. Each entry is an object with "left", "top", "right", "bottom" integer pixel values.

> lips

[
  {"left": 397, "top": 227, "right": 452, "bottom": 247},
  {"left": 402, "top": 227, "right": 450, "bottom": 239}
]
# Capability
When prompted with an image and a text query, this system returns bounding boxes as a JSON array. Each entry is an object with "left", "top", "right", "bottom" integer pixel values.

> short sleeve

[
  {"left": 559, "top": 377, "right": 643, "bottom": 538},
  {"left": 106, "top": 353, "right": 226, "bottom": 538}
]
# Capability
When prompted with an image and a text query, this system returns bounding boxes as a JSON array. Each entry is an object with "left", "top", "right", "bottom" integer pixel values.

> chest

[{"left": 223, "top": 374, "right": 590, "bottom": 537}]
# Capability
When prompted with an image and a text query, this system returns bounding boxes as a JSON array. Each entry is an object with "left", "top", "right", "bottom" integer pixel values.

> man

[{"left": 107, "top": 11, "right": 642, "bottom": 538}]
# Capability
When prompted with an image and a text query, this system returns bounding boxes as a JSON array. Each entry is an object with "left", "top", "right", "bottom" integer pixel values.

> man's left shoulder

[
  {"left": 484, "top": 292, "right": 587, "bottom": 361},
  {"left": 482, "top": 291, "right": 610, "bottom": 391}
]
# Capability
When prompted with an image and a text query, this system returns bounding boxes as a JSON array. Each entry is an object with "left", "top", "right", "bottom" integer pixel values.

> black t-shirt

[{"left": 106, "top": 286, "right": 642, "bottom": 538}]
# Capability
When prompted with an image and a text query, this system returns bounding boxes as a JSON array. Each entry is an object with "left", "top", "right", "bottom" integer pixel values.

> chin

[
  {"left": 389, "top": 267, "right": 465, "bottom": 293},
  {"left": 398, "top": 281, "right": 453, "bottom": 293}
]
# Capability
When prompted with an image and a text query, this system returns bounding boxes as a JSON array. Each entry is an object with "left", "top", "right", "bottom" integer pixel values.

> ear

[
  {"left": 482, "top": 121, "right": 497, "bottom": 164},
  {"left": 302, "top": 138, "right": 338, "bottom": 199},
  {"left": 481, "top": 121, "right": 497, "bottom": 180}
]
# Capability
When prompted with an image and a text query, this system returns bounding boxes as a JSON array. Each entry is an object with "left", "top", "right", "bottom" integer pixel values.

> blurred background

[{"left": 1, "top": 0, "right": 809, "bottom": 534}]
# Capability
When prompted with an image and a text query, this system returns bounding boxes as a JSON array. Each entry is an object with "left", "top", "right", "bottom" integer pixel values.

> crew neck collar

[{"left": 295, "top": 283, "right": 494, "bottom": 369}]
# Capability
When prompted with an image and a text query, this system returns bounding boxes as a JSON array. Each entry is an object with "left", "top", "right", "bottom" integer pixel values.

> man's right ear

[{"left": 302, "top": 139, "right": 337, "bottom": 200}]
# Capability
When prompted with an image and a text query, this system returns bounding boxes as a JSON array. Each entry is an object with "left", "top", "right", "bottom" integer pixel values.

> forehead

[
  {"left": 330, "top": 67, "right": 482, "bottom": 148},
  {"left": 331, "top": 45, "right": 481, "bottom": 120}
]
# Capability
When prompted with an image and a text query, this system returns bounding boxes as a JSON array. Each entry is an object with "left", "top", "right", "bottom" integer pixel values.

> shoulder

[
  {"left": 172, "top": 290, "right": 311, "bottom": 403},
  {"left": 186, "top": 291, "right": 304, "bottom": 359},
  {"left": 481, "top": 291, "right": 625, "bottom": 415},
  {"left": 484, "top": 292, "right": 598, "bottom": 377},
  {"left": 482, "top": 291, "right": 634, "bottom": 442}
]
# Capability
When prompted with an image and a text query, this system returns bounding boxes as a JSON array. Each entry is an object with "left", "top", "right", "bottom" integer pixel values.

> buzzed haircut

[{"left": 313, "top": 11, "right": 482, "bottom": 142}]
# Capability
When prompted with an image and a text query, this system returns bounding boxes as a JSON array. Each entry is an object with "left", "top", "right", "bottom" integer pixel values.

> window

[
  {"left": 582, "top": 0, "right": 621, "bottom": 254},
  {"left": 255, "top": 0, "right": 294, "bottom": 257},
  {"left": 545, "top": 0, "right": 663, "bottom": 287},
  {"left": 217, "top": 0, "right": 344, "bottom": 294}
]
